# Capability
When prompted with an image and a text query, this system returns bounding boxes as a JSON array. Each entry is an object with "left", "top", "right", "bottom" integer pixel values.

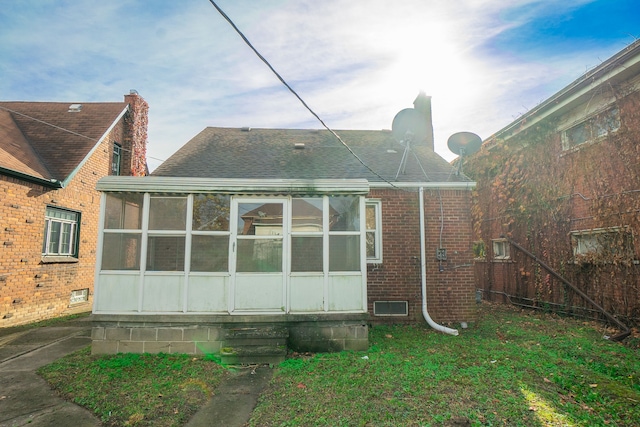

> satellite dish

[
  {"left": 391, "top": 108, "right": 428, "bottom": 144},
  {"left": 447, "top": 131, "right": 482, "bottom": 156}
]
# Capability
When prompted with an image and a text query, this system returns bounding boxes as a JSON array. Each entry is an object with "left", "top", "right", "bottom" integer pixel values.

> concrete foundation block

[
  {"left": 143, "top": 341, "right": 171, "bottom": 354},
  {"left": 105, "top": 327, "right": 132, "bottom": 341},
  {"left": 118, "top": 341, "right": 144, "bottom": 354},
  {"left": 91, "top": 340, "right": 118, "bottom": 355},
  {"left": 157, "top": 328, "right": 184, "bottom": 341}
]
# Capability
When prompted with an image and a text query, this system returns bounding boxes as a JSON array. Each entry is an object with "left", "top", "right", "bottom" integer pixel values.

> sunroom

[
  {"left": 94, "top": 176, "right": 370, "bottom": 315},
  {"left": 91, "top": 177, "right": 371, "bottom": 356}
]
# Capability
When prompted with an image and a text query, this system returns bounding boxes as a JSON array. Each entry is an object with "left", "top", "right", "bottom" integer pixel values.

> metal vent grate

[{"left": 374, "top": 301, "right": 408, "bottom": 316}]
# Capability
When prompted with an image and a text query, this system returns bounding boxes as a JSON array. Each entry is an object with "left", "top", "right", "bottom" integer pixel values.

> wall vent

[{"left": 374, "top": 301, "right": 408, "bottom": 316}]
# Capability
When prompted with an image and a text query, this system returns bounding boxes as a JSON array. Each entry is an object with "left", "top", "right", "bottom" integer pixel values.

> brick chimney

[
  {"left": 123, "top": 90, "right": 149, "bottom": 176},
  {"left": 413, "top": 91, "right": 435, "bottom": 150}
]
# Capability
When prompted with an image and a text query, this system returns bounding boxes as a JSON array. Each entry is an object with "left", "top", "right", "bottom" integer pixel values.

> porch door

[{"left": 230, "top": 198, "right": 288, "bottom": 313}]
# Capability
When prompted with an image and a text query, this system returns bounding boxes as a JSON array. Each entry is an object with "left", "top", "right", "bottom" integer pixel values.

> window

[
  {"left": 112, "top": 143, "right": 122, "bottom": 175},
  {"left": 42, "top": 207, "right": 79, "bottom": 257},
  {"left": 562, "top": 107, "right": 620, "bottom": 150},
  {"left": 147, "top": 195, "right": 187, "bottom": 271},
  {"left": 70, "top": 288, "right": 89, "bottom": 305},
  {"left": 492, "top": 239, "right": 510, "bottom": 260},
  {"left": 102, "top": 193, "right": 143, "bottom": 270},
  {"left": 571, "top": 227, "right": 635, "bottom": 260},
  {"left": 365, "top": 200, "right": 382, "bottom": 263},
  {"left": 291, "top": 198, "right": 323, "bottom": 272},
  {"left": 191, "top": 194, "right": 230, "bottom": 272},
  {"left": 329, "top": 196, "right": 361, "bottom": 271}
]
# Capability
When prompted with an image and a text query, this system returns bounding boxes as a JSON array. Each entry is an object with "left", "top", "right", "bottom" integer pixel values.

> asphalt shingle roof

[
  {"left": 152, "top": 127, "right": 470, "bottom": 183},
  {"left": 0, "top": 101, "right": 128, "bottom": 182}
]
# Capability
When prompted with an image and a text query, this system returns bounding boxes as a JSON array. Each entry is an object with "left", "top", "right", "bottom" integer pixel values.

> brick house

[
  {"left": 0, "top": 91, "right": 148, "bottom": 327},
  {"left": 91, "top": 93, "right": 476, "bottom": 360},
  {"left": 465, "top": 40, "right": 640, "bottom": 327}
]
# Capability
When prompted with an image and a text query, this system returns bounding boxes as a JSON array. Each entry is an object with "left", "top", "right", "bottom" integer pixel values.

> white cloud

[{"left": 1, "top": 0, "right": 634, "bottom": 166}]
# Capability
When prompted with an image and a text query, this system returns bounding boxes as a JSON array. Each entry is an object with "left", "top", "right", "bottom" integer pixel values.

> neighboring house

[
  {"left": 91, "top": 93, "right": 477, "bottom": 360},
  {"left": 465, "top": 40, "right": 640, "bottom": 326},
  {"left": 0, "top": 91, "right": 148, "bottom": 327}
]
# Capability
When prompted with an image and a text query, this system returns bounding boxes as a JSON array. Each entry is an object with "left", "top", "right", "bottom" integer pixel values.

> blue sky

[{"left": 1, "top": 0, "right": 638, "bottom": 171}]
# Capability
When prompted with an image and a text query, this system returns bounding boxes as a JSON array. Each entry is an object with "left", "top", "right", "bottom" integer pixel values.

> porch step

[{"left": 221, "top": 326, "right": 289, "bottom": 365}]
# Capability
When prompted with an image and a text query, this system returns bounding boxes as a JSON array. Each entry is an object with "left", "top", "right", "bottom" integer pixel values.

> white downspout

[{"left": 419, "top": 186, "right": 459, "bottom": 336}]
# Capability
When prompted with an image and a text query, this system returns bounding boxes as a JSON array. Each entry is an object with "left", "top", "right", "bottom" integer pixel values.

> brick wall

[
  {"left": 1, "top": 94, "right": 148, "bottom": 327},
  {"left": 468, "top": 89, "right": 640, "bottom": 325},
  {"left": 367, "top": 188, "right": 476, "bottom": 325}
]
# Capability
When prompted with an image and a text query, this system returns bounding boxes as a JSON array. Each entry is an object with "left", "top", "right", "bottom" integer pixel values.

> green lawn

[{"left": 39, "top": 303, "right": 639, "bottom": 426}]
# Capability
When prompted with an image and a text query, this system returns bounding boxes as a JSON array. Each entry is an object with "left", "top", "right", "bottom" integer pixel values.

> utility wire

[{"left": 207, "top": 0, "right": 398, "bottom": 187}]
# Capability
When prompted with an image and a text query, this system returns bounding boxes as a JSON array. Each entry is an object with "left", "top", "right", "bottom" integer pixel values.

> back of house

[{"left": 91, "top": 93, "right": 478, "bottom": 360}]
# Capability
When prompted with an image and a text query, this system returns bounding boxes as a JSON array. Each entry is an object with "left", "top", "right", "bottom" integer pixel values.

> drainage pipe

[{"left": 419, "top": 187, "right": 459, "bottom": 336}]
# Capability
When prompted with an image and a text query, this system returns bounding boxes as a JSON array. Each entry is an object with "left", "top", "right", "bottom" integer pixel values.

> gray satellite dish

[
  {"left": 447, "top": 131, "right": 481, "bottom": 176},
  {"left": 391, "top": 108, "right": 428, "bottom": 144},
  {"left": 447, "top": 131, "right": 482, "bottom": 156}
]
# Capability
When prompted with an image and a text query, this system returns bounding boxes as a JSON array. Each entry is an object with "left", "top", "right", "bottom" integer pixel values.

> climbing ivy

[{"left": 465, "top": 86, "right": 640, "bottom": 325}]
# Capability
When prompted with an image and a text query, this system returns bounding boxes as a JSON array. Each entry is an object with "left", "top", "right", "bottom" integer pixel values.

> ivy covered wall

[{"left": 465, "top": 82, "right": 640, "bottom": 326}]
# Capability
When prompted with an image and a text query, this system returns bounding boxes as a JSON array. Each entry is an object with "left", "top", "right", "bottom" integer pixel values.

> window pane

[
  {"left": 192, "top": 194, "right": 230, "bottom": 231},
  {"left": 236, "top": 239, "right": 282, "bottom": 272},
  {"left": 48, "top": 221, "right": 61, "bottom": 254},
  {"left": 147, "top": 236, "right": 185, "bottom": 271},
  {"left": 149, "top": 196, "right": 187, "bottom": 230},
  {"left": 329, "top": 196, "right": 360, "bottom": 231},
  {"left": 291, "top": 236, "right": 323, "bottom": 272},
  {"left": 191, "top": 235, "right": 229, "bottom": 272},
  {"left": 238, "top": 203, "right": 283, "bottom": 236},
  {"left": 292, "top": 198, "right": 323, "bottom": 232},
  {"left": 329, "top": 235, "right": 360, "bottom": 271},
  {"left": 366, "top": 231, "right": 376, "bottom": 258},
  {"left": 104, "top": 193, "right": 143, "bottom": 229},
  {"left": 102, "top": 233, "right": 141, "bottom": 270},
  {"left": 365, "top": 204, "right": 376, "bottom": 230},
  {"left": 60, "top": 223, "right": 72, "bottom": 254}
]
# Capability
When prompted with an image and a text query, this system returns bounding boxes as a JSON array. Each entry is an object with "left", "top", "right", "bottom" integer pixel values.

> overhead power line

[{"left": 207, "top": 0, "right": 397, "bottom": 186}]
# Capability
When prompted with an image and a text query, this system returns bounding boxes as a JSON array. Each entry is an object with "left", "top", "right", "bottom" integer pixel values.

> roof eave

[
  {"left": 60, "top": 105, "right": 130, "bottom": 186},
  {"left": 96, "top": 176, "right": 370, "bottom": 195},
  {"left": 489, "top": 40, "right": 640, "bottom": 142},
  {"left": 0, "top": 166, "right": 64, "bottom": 188}
]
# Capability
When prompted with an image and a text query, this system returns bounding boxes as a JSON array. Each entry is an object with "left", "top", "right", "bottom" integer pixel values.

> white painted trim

[{"left": 97, "top": 176, "right": 370, "bottom": 194}]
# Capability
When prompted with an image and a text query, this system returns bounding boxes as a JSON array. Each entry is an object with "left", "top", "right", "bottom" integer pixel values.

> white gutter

[{"left": 419, "top": 186, "right": 459, "bottom": 336}]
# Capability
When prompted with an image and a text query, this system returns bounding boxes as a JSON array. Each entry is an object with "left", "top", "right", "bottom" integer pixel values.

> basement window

[
  {"left": 492, "top": 239, "right": 510, "bottom": 260},
  {"left": 70, "top": 288, "right": 89, "bottom": 305},
  {"left": 562, "top": 107, "right": 620, "bottom": 150},
  {"left": 570, "top": 227, "right": 635, "bottom": 260}
]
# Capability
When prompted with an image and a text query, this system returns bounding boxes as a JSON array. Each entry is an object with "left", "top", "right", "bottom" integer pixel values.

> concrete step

[
  {"left": 222, "top": 326, "right": 289, "bottom": 340},
  {"left": 220, "top": 345, "right": 287, "bottom": 365},
  {"left": 220, "top": 326, "right": 289, "bottom": 365}
]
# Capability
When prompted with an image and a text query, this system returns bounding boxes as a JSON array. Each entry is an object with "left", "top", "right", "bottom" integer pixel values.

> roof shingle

[
  {"left": 152, "top": 127, "right": 469, "bottom": 183},
  {"left": 0, "top": 101, "right": 128, "bottom": 183}
]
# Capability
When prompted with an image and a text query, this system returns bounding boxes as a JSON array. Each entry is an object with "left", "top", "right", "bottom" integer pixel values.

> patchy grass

[
  {"left": 38, "top": 350, "right": 228, "bottom": 426},
  {"left": 250, "top": 303, "right": 640, "bottom": 426},
  {"left": 37, "top": 303, "right": 639, "bottom": 426}
]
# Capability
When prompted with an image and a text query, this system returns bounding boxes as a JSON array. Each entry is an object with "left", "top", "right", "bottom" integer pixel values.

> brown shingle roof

[
  {"left": 0, "top": 101, "right": 128, "bottom": 184},
  {"left": 152, "top": 127, "right": 469, "bottom": 183}
]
